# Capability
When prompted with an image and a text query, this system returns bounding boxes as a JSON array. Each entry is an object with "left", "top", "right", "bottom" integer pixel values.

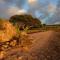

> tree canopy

[{"left": 9, "top": 14, "right": 41, "bottom": 29}]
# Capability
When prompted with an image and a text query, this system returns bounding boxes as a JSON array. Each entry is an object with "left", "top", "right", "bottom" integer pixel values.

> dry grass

[{"left": 0, "top": 20, "right": 16, "bottom": 42}]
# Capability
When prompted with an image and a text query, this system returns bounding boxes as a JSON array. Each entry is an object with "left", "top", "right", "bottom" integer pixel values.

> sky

[{"left": 0, "top": 0, "right": 59, "bottom": 24}]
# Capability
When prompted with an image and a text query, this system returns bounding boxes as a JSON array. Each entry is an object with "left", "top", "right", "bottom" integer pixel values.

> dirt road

[
  {"left": 29, "top": 31, "right": 54, "bottom": 51},
  {"left": 28, "top": 31, "right": 60, "bottom": 60},
  {"left": 2, "top": 31, "right": 60, "bottom": 60}
]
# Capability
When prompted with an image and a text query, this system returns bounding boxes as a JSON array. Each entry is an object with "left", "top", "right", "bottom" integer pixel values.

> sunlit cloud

[
  {"left": 7, "top": 6, "right": 27, "bottom": 16},
  {"left": 28, "top": 0, "right": 37, "bottom": 4},
  {"left": 54, "top": 22, "right": 60, "bottom": 24},
  {"left": 17, "top": 9, "right": 27, "bottom": 15}
]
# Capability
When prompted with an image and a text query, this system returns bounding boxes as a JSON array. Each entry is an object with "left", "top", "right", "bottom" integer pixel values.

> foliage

[
  {"left": 0, "top": 19, "right": 33, "bottom": 54},
  {"left": 9, "top": 14, "right": 42, "bottom": 30}
]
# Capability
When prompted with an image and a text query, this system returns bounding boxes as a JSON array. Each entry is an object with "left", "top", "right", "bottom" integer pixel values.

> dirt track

[
  {"left": 29, "top": 31, "right": 54, "bottom": 51},
  {"left": 28, "top": 31, "right": 60, "bottom": 60},
  {"left": 2, "top": 31, "right": 60, "bottom": 60}
]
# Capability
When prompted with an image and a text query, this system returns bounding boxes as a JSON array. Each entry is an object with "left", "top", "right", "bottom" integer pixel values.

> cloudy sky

[{"left": 0, "top": 0, "right": 59, "bottom": 24}]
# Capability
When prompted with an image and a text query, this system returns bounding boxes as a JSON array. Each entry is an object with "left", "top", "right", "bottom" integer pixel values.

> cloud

[
  {"left": 0, "top": 0, "right": 4, "bottom": 3},
  {"left": 7, "top": 7, "right": 20, "bottom": 15},
  {"left": 1, "top": 0, "right": 15, "bottom": 3},
  {"left": 17, "top": 9, "right": 27, "bottom": 15},
  {"left": 0, "top": 0, "right": 58, "bottom": 24},
  {"left": 0, "top": 3, "right": 10, "bottom": 18},
  {"left": 27, "top": 0, "right": 50, "bottom": 19},
  {"left": 43, "top": 4, "right": 57, "bottom": 24},
  {"left": 48, "top": 4, "right": 56, "bottom": 13},
  {"left": 28, "top": 0, "right": 37, "bottom": 4},
  {"left": 27, "top": 0, "right": 57, "bottom": 24},
  {"left": 0, "top": 0, "right": 49, "bottom": 18},
  {"left": 0, "top": 0, "right": 27, "bottom": 18},
  {"left": 54, "top": 22, "right": 60, "bottom": 24},
  {"left": 7, "top": 6, "right": 27, "bottom": 16},
  {"left": 16, "top": 0, "right": 27, "bottom": 8},
  {"left": 47, "top": 2, "right": 60, "bottom": 24},
  {"left": 0, "top": 5, "right": 27, "bottom": 18}
]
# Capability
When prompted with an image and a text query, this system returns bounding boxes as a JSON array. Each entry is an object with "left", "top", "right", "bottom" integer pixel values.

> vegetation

[
  {"left": 0, "top": 17, "right": 33, "bottom": 52},
  {"left": 0, "top": 14, "right": 60, "bottom": 60},
  {"left": 0, "top": 20, "right": 16, "bottom": 42},
  {"left": 9, "top": 14, "right": 42, "bottom": 30}
]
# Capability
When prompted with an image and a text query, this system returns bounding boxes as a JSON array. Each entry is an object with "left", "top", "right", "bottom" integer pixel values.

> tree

[{"left": 9, "top": 14, "right": 42, "bottom": 30}]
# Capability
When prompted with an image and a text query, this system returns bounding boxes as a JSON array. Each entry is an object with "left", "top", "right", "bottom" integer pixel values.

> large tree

[{"left": 9, "top": 14, "right": 41, "bottom": 29}]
